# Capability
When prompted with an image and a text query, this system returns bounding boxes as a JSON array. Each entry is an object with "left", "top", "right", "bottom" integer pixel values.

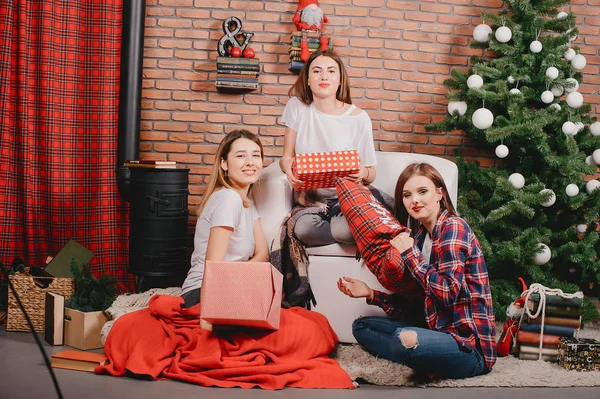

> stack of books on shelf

[
  {"left": 124, "top": 160, "right": 177, "bottom": 169},
  {"left": 515, "top": 292, "right": 583, "bottom": 362},
  {"left": 289, "top": 30, "right": 332, "bottom": 74},
  {"left": 216, "top": 56, "right": 259, "bottom": 91}
]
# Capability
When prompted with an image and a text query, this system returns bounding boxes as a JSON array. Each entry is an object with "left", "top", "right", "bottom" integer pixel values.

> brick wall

[{"left": 140, "top": 0, "right": 600, "bottom": 211}]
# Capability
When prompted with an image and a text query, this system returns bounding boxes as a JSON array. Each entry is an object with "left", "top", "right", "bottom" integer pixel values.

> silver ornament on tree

[
  {"left": 590, "top": 121, "right": 600, "bottom": 137},
  {"left": 509, "top": 173, "right": 525, "bottom": 189},
  {"left": 548, "top": 103, "right": 561, "bottom": 111},
  {"left": 575, "top": 122, "right": 585, "bottom": 134},
  {"left": 541, "top": 90, "right": 554, "bottom": 104},
  {"left": 564, "top": 48, "right": 576, "bottom": 61},
  {"left": 447, "top": 101, "right": 467, "bottom": 116},
  {"left": 557, "top": 11, "right": 568, "bottom": 20},
  {"left": 566, "top": 91, "right": 584, "bottom": 108},
  {"left": 545, "top": 67, "right": 559, "bottom": 80},
  {"left": 507, "top": 76, "right": 516, "bottom": 84},
  {"left": 495, "top": 26, "right": 512, "bottom": 43},
  {"left": 576, "top": 224, "right": 587, "bottom": 234},
  {"left": 467, "top": 74, "right": 484, "bottom": 90},
  {"left": 593, "top": 149, "right": 600, "bottom": 165},
  {"left": 585, "top": 155, "right": 595, "bottom": 165},
  {"left": 529, "top": 40, "right": 542, "bottom": 53},
  {"left": 472, "top": 108, "right": 494, "bottom": 129},
  {"left": 551, "top": 85, "right": 564, "bottom": 97},
  {"left": 495, "top": 144, "right": 509, "bottom": 158},
  {"left": 533, "top": 243, "right": 551, "bottom": 266},
  {"left": 564, "top": 78, "right": 579, "bottom": 93},
  {"left": 562, "top": 121, "right": 576, "bottom": 136},
  {"left": 540, "top": 189, "right": 556, "bottom": 207},
  {"left": 509, "top": 88, "right": 521, "bottom": 95},
  {"left": 473, "top": 24, "right": 492, "bottom": 42},
  {"left": 585, "top": 179, "right": 600, "bottom": 194},
  {"left": 571, "top": 54, "right": 587, "bottom": 70},
  {"left": 565, "top": 183, "right": 579, "bottom": 197}
]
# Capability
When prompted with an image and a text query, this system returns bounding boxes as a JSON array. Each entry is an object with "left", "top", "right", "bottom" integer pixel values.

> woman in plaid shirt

[{"left": 337, "top": 163, "right": 496, "bottom": 379}]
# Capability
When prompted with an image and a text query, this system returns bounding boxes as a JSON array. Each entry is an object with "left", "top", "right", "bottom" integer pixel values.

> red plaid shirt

[{"left": 369, "top": 210, "right": 497, "bottom": 372}]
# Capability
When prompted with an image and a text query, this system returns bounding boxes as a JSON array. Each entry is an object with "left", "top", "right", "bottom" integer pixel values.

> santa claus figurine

[{"left": 293, "top": 0, "right": 328, "bottom": 32}]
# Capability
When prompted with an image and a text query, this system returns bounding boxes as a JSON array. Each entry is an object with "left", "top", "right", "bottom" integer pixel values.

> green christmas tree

[
  {"left": 428, "top": 0, "right": 600, "bottom": 321},
  {"left": 65, "top": 259, "right": 117, "bottom": 312}
]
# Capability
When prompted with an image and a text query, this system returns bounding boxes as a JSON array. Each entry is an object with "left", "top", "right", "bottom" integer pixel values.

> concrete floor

[{"left": 1, "top": 325, "right": 599, "bottom": 399}]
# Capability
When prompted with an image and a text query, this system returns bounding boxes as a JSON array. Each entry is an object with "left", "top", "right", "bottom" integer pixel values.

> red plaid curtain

[{"left": 0, "top": 0, "right": 134, "bottom": 292}]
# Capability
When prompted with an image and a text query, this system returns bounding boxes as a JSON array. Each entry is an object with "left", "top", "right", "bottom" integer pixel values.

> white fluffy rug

[{"left": 101, "top": 289, "right": 600, "bottom": 387}]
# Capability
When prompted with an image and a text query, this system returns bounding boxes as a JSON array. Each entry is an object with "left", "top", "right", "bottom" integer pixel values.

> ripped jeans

[{"left": 352, "top": 316, "right": 486, "bottom": 379}]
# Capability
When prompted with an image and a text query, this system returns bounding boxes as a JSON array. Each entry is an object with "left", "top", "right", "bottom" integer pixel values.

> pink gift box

[
  {"left": 292, "top": 150, "right": 361, "bottom": 191},
  {"left": 200, "top": 261, "right": 283, "bottom": 330}
]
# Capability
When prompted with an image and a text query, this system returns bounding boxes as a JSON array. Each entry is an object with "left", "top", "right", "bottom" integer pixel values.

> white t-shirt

[
  {"left": 181, "top": 188, "right": 260, "bottom": 295},
  {"left": 282, "top": 97, "right": 377, "bottom": 197}
]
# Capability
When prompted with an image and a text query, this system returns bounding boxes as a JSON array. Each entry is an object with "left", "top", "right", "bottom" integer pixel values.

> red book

[{"left": 516, "top": 330, "right": 561, "bottom": 346}]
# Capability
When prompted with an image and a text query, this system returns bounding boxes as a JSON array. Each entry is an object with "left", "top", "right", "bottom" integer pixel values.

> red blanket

[{"left": 96, "top": 295, "right": 354, "bottom": 390}]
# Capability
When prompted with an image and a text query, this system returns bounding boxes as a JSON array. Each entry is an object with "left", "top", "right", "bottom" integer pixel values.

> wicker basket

[{"left": 7, "top": 270, "right": 74, "bottom": 333}]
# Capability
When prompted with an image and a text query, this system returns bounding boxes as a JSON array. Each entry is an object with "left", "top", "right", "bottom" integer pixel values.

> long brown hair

[
  {"left": 197, "top": 129, "right": 264, "bottom": 215},
  {"left": 288, "top": 49, "right": 352, "bottom": 106},
  {"left": 394, "top": 163, "right": 457, "bottom": 231}
]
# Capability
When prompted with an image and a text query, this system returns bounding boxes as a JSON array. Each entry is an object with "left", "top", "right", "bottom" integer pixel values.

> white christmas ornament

[
  {"left": 564, "top": 78, "right": 579, "bottom": 93},
  {"left": 541, "top": 90, "right": 554, "bottom": 104},
  {"left": 590, "top": 122, "right": 600, "bottom": 136},
  {"left": 585, "top": 179, "right": 600, "bottom": 194},
  {"left": 509, "top": 173, "right": 525, "bottom": 189},
  {"left": 507, "top": 76, "right": 516, "bottom": 84},
  {"left": 473, "top": 24, "right": 493, "bottom": 42},
  {"left": 586, "top": 155, "right": 595, "bottom": 165},
  {"left": 566, "top": 91, "right": 584, "bottom": 108},
  {"left": 593, "top": 149, "right": 600, "bottom": 165},
  {"left": 571, "top": 54, "right": 587, "bottom": 70},
  {"left": 564, "top": 48, "right": 576, "bottom": 61},
  {"left": 533, "top": 243, "right": 551, "bottom": 266},
  {"left": 529, "top": 40, "right": 543, "bottom": 53},
  {"left": 566, "top": 183, "right": 579, "bottom": 197},
  {"left": 509, "top": 88, "right": 521, "bottom": 95},
  {"left": 545, "top": 67, "right": 559, "bottom": 80},
  {"left": 557, "top": 11, "right": 568, "bottom": 20},
  {"left": 562, "top": 121, "right": 576, "bottom": 135},
  {"left": 540, "top": 189, "right": 556, "bottom": 207},
  {"left": 577, "top": 224, "right": 587, "bottom": 233},
  {"left": 472, "top": 108, "right": 494, "bottom": 129},
  {"left": 551, "top": 85, "right": 564, "bottom": 97},
  {"left": 467, "top": 74, "right": 484, "bottom": 90},
  {"left": 495, "top": 144, "right": 509, "bottom": 158},
  {"left": 447, "top": 101, "right": 467, "bottom": 116},
  {"left": 549, "top": 103, "right": 561, "bottom": 111},
  {"left": 495, "top": 26, "right": 512, "bottom": 43},
  {"left": 575, "top": 122, "right": 585, "bottom": 133}
]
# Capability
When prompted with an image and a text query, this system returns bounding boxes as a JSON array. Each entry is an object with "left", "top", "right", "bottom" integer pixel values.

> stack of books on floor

[
  {"left": 216, "top": 56, "right": 259, "bottom": 91},
  {"left": 124, "top": 160, "right": 177, "bottom": 169},
  {"left": 515, "top": 292, "right": 583, "bottom": 362},
  {"left": 289, "top": 30, "right": 332, "bottom": 74}
]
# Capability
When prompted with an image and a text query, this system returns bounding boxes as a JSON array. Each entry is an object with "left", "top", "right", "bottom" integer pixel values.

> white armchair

[{"left": 253, "top": 151, "right": 458, "bottom": 343}]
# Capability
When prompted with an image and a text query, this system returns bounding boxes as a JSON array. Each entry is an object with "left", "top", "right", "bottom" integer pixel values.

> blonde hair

[
  {"left": 288, "top": 49, "right": 352, "bottom": 106},
  {"left": 197, "top": 129, "right": 264, "bottom": 216}
]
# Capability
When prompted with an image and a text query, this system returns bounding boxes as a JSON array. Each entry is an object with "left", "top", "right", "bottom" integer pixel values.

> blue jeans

[{"left": 352, "top": 316, "right": 486, "bottom": 379}]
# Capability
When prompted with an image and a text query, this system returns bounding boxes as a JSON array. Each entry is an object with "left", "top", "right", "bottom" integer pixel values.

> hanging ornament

[
  {"left": 447, "top": 101, "right": 467, "bottom": 116},
  {"left": 467, "top": 74, "right": 484, "bottom": 90},
  {"left": 585, "top": 179, "right": 600, "bottom": 194},
  {"left": 529, "top": 40, "right": 543, "bottom": 53},
  {"left": 472, "top": 108, "right": 494, "bottom": 129},
  {"left": 495, "top": 144, "right": 509, "bottom": 158},
  {"left": 495, "top": 26, "right": 512, "bottom": 43},
  {"left": 564, "top": 78, "right": 579, "bottom": 93},
  {"left": 548, "top": 103, "right": 561, "bottom": 111},
  {"left": 562, "top": 121, "right": 576, "bottom": 135},
  {"left": 593, "top": 149, "right": 600, "bottom": 165},
  {"left": 540, "top": 189, "right": 556, "bottom": 207},
  {"left": 576, "top": 224, "right": 587, "bottom": 234},
  {"left": 575, "top": 122, "right": 585, "bottom": 133},
  {"left": 566, "top": 91, "right": 584, "bottom": 108},
  {"left": 586, "top": 155, "right": 595, "bottom": 165},
  {"left": 509, "top": 88, "right": 521, "bottom": 95},
  {"left": 541, "top": 90, "right": 554, "bottom": 104},
  {"left": 473, "top": 24, "right": 493, "bottom": 42},
  {"left": 590, "top": 121, "right": 600, "bottom": 136},
  {"left": 545, "top": 67, "right": 559, "bottom": 80},
  {"left": 509, "top": 173, "right": 525, "bottom": 189},
  {"left": 571, "top": 54, "right": 587, "bottom": 70},
  {"left": 551, "top": 85, "right": 564, "bottom": 97},
  {"left": 507, "top": 76, "right": 516, "bottom": 84},
  {"left": 557, "top": 11, "right": 568, "bottom": 20},
  {"left": 533, "top": 243, "right": 551, "bottom": 266},
  {"left": 564, "top": 48, "right": 576, "bottom": 61},
  {"left": 566, "top": 184, "right": 579, "bottom": 197}
]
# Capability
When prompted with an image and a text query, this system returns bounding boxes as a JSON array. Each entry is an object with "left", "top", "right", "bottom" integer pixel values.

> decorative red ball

[
  {"left": 242, "top": 47, "right": 255, "bottom": 59},
  {"left": 230, "top": 47, "right": 242, "bottom": 58}
]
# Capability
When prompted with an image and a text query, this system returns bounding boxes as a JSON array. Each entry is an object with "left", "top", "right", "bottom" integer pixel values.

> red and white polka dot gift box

[{"left": 292, "top": 150, "right": 361, "bottom": 191}]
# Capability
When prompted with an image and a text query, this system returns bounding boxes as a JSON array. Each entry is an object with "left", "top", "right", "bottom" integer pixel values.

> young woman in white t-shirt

[
  {"left": 181, "top": 130, "right": 269, "bottom": 307},
  {"left": 279, "top": 49, "right": 378, "bottom": 246}
]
